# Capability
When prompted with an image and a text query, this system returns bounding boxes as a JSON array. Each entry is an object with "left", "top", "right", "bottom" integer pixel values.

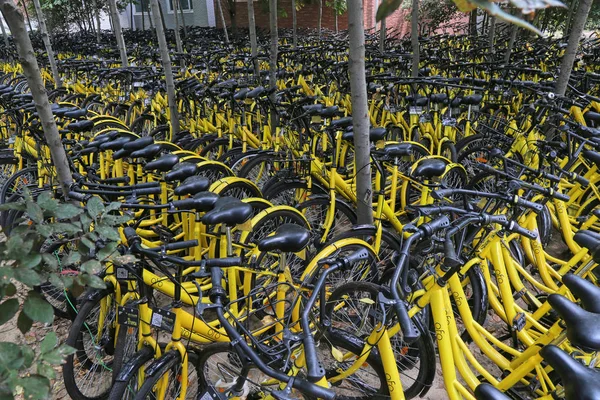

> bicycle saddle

[
  {"left": 122, "top": 136, "right": 154, "bottom": 152},
  {"left": 257, "top": 224, "right": 310, "bottom": 253},
  {"left": 573, "top": 229, "right": 600, "bottom": 263},
  {"left": 474, "top": 383, "right": 511, "bottom": 400},
  {"left": 171, "top": 191, "right": 219, "bottom": 212},
  {"left": 64, "top": 109, "right": 88, "bottom": 119},
  {"left": 430, "top": 93, "right": 448, "bottom": 105},
  {"left": 341, "top": 127, "right": 386, "bottom": 143},
  {"left": 174, "top": 175, "right": 211, "bottom": 196},
  {"left": 144, "top": 154, "right": 180, "bottom": 172},
  {"left": 548, "top": 294, "right": 600, "bottom": 351},
  {"left": 67, "top": 120, "right": 94, "bottom": 133},
  {"left": 585, "top": 111, "right": 600, "bottom": 124},
  {"left": 451, "top": 97, "right": 462, "bottom": 107},
  {"left": 303, "top": 104, "right": 324, "bottom": 115},
  {"left": 540, "top": 345, "right": 600, "bottom": 400},
  {"left": 130, "top": 143, "right": 162, "bottom": 159},
  {"left": 319, "top": 106, "right": 339, "bottom": 118},
  {"left": 99, "top": 136, "right": 133, "bottom": 151},
  {"left": 165, "top": 162, "right": 198, "bottom": 182},
  {"left": 53, "top": 107, "right": 76, "bottom": 117},
  {"left": 462, "top": 94, "right": 483, "bottom": 106},
  {"left": 562, "top": 273, "right": 600, "bottom": 314},
  {"left": 0, "top": 86, "right": 13, "bottom": 94},
  {"left": 412, "top": 158, "right": 447, "bottom": 179},
  {"left": 202, "top": 197, "right": 253, "bottom": 226},
  {"left": 376, "top": 143, "right": 413, "bottom": 158},
  {"left": 406, "top": 95, "right": 428, "bottom": 107},
  {"left": 246, "top": 86, "right": 265, "bottom": 99},
  {"left": 89, "top": 131, "right": 119, "bottom": 148},
  {"left": 582, "top": 150, "right": 600, "bottom": 169},
  {"left": 233, "top": 87, "right": 250, "bottom": 100},
  {"left": 330, "top": 116, "right": 353, "bottom": 129}
]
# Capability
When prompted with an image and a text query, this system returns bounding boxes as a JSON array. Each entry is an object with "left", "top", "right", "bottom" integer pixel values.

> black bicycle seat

[
  {"left": 303, "top": 104, "right": 324, "bottom": 115},
  {"left": 540, "top": 345, "right": 600, "bottom": 400},
  {"left": 257, "top": 223, "right": 310, "bottom": 253},
  {"left": 377, "top": 143, "right": 413, "bottom": 158},
  {"left": 89, "top": 131, "right": 119, "bottom": 147},
  {"left": 548, "top": 294, "right": 600, "bottom": 351},
  {"left": 144, "top": 154, "right": 180, "bottom": 173},
  {"left": 64, "top": 109, "right": 88, "bottom": 119},
  {"left": 233, "top": 88, "right": 250, "bottom": 100},
  {"left": 582, "top": 150, "right": 600, "bottom": 169},
  {"left": 122, "top": 136, "right": 154, "bottom": 152},
  {"left": 330, "top": 116, "right": 353, "bottom": 129},
  {"left": 174, "top": 175, "right": 211, "bottom": 196},
  {"left": 585, "top": 111, "right": 600, "bottom": 124},
  {"left": 430, "top": 93, "right": 448, "bottom": 105},
  {"left": 342, "top": 127, "right": 386, "bottom": 143},
  {"left": 171, "top": 191, "right": 219, "bottom": 212},
  {"left": 165, "top": 162, "right": 198, "bottom": 182},
  {"left": 130, "top": 143, "right": 162, "bottom": 159},
  {"left": 67, "top": 119, "right": 94, "bottom": 133},
  {"left": 573, "top": 230, "right": 600, "bottom": 263},
  {"left": 246, "top": 86, "right": 265, "bottom": 99},
  {"left": 99, "top": 136, "right": 133, "bottom": 151},
  {"left": 202, "top": 197, "right": 253, "bottom": 226},
  {"left": 562, "top": 273, "right": 600, "bottom": 314},
  {"left": 474, "top": 383, "right": 511, "bottom": 400},
  {"left": 319, "top": 106, "right": 339, "bottom": 118},
  {"left": 462, "top": 94, "right": 483, "bottom": 106},
  {"left": 412, "top": 158, "right": 447, "bottom": 179}
]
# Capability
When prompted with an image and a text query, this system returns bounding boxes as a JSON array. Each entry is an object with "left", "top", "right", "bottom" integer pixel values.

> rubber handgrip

[
  {"left": 551, "top": 191, "right": 570, "bottom": 202},
  {"left": 515, "top": 197, "right": 544, "bottom": 213},
  {"left": 68, "top": 191, "right": 88, "bottom": 202},
  {"left": 164, "top": 240, "right": 198, "bottom": 251},
  {"left": 123, "top": 227, "right": 139, "bottom": 244},
  {"left": 292, "top": 378, "right": 336, "bottom": 400},
  {"left": 132, "top": 187, "right": 162, "bottom": 196},
  {"left": 420, "top": 216, "right": 451, "bottom": 236},
  {"left": 488, "top": 215, "right": 508, "bottom": 225},
  {"left": 431, "top": 189, "right": 453, "bottom": 200},
  {"left": 393, "top": 301, "right": 421, "bottom": 344},
  {"left": 575, "top": 174, "right": 590, "bottom": 187},
  {"left": 507, "top": 221, "right": 538, "bottom": 240},
  {"left": 171, "top": 198, "right": 197, "bottom": 210},
  {"left": 204, "top": 257, "right": 241, "bottom": 267}
]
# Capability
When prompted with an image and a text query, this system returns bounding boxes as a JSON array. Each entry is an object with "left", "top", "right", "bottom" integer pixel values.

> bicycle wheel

[
  {"left": 0, "top": 166, "right": 38, "bottom": 204},
  {"left": 133, "top": 349, "right": 200, "bottom": 400},
  {"left": 325, "top": 282, "right": 436, "bottom": 399},
  {"left": 63, "top": 285, "right": 118, "bottom": 400},
  {"left": 109, "top": 346, "right": 155, "bottom": 400},
  {"left": 238, "top": 154, "right": 284, "bottom": 191},
  {"left": 297, "top": 197, "right": 357, "bottom": 247}
]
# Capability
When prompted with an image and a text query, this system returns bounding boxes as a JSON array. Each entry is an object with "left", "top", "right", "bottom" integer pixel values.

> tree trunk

[
  {"left": 157, "top": 1, "right": 167, "bottom": 36},
  {"left": 565, "top": 0, "right": 577, "bottom": 36},
  {"left": 178, "top": 2, "right": 187, "bottom": 38},
  {"left": 347, "top": 0, "right": 372, "bottom": 225},
  {"left": 504, "top": 16, "right": 518, "bottom": 64},
  {"left": 248, "top": 0, "right": 259, "bottom": 77},
  {"left": 92, "top": 0, "right": 101, "bottom": 42},
  {"left": 0, "top": 14, "right": 9, "bottom": 48},
  {"left": 268, "top": 0, "right": 278, "bottom": 130},
  {"left": 291, "top": 0, "right": 297, "bottom": 48},
  {"left": 172, "top": 0, "right": 184, "bottom": 55},
  {"left": 141, "top": 1, "right": 146, "bottom": 31},
  {"left": 379, "top": 17, "right": 385, "bottom": 53},
  {"left": 21, "top": 0, "right": 32, "bottom": 31},
  {"left": 215, "top": 0, "right": 228, "bottom": 42},
  {"left": 108, "top": 0, "right": 129, "bottom": 66},
  {"left": 130, "top": 1, "right": 134, "bottom": 30},
  {"left": 469, "top": 9, "right": 477, "bottom": 36},
  {"left": 0, "top": 0, "right": 72, "bottom": 195},
  {"left": 541, "top": 8, "right": 552, "bottom": 33},
  {"left": 410, "top": 0, "right": 418, "bottom": 77},
  {"left": 335, "top": 12, "right": 338, "bottom": 34},
  {"left": 148, "top": 1, "right": 154, "bottom": 29},
  {"left": 31, "top": 0, "right": 62, "bottom": 88},
  {"left": 488, "top": 16, "right": 495, "bottom": 54},
  {"left": 555, "top": 0, "right": 593, "bottom": 96},
  {"left": 317, "top": 0, "right": 322, "bottom": 38},
  {"left": 150, "top": 0, "right": 180, "bottom": 136}
]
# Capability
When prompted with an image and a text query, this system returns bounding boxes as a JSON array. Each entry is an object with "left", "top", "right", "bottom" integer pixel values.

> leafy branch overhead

[
  {"left": 0, "top": 190, "right": 128, "bottom": 399},
  {"left": 376, "top": 0, "right": 567, "bottom": 35}
]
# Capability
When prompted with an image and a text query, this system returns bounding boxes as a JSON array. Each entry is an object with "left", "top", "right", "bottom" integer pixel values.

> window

[
  {"left": 167, "top": 0, "right": 193, "bottom": 13},
  {"left": 134, "top": 0, "right": 150, "bottom": 13}
]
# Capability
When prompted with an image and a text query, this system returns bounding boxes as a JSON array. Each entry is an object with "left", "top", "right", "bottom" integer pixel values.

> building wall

[{"left": 125, "top": 0, "right": 215, "bottom": 30}]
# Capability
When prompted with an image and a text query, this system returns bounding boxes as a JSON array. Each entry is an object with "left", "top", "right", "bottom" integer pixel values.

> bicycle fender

[
  {"left": 114, "top": 346, "right": 155, "bottom": 382},
  {"left": 81, "top": 283, "right": 114, "bottom": 302},
  {"left": 144, "top": 350, "right": 180, "bottom": 378}
]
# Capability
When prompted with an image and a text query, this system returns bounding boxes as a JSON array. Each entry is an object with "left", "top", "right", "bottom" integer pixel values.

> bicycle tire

[
  {"left": 0, "top": 166, "right": 38, "bottom": 204},
  {"left": 297, "top": 196, "right": 357, "bottom": 247},
  {"left": 109, "top": 346, "right": 155, "bottom": 400},
  {"left": 238, "top": 153, "right": 284, "bottom": 191}
]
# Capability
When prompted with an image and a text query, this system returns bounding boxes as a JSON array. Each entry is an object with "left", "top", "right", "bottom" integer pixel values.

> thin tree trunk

[
  {"left": 108, "top": 0, "right": 129, "bottom": 66},
  {"left": 469, "top": 9, "right": 477, "bottom": 36},
  {"left": 216, "top": 0, "right": 228, "bottom": 43},
  {"left": 335, "top": 12, "right": 338, "bottom": 34},
  {"left": 317, "top": 0, "right": 322, "bottom": 38},
  {"left": 178, "top": 1, "right": 187, "bottom": 38},
  {"left": 504, "top": 16, "right": 518, "bottom": 64},
  {"left": 565, "top": 0, "right": 577, "bottom": 36},
  {"left": 347, "top": 0, "right": 372, "bottom": 225},
  {"left": 248, "top": 0, "right": 259, "bottom": 76},
  {"left": 269, "top": 0, "right": 278, "bottom": 130},
  {"left": 488, "top": 16, "right": 496, "bottom": 54},
  {"left": 379, "top": 17, "right": 385, "bottom": 53},
  {"left": 0, "top": 0, "right": 72, "bottom": 195},
  {"left": 291, "top": 0, "right": 297, "bottom": 48},
  {"left": 555, "top": 0, "right": 593, "bottom": 95},
  {"left": 410, "top": 0, "right": 418, "bottom": 77},
  {"left": 148, "top": 2, "right": 153, "bottom": 28},
  {"left": 0, "top": 14, "right": 9, "bottom": 47},
  {"left": 92, "top": 0, "right": 101, "bottom": 42},
  {"left": 157, "top": 0, "right": 166, "bottom": 35},
  {"left": 173, "top": 0, "right": 184, "bottom": 55},
  {"left": 141, "top": 1, "right": 146, "bottom": 31},
  {"left": 31, "top": 0, "right": 62, "bottom": 88},
  {"left": 130, "top": 1, "right": 134, "bottom": 30},
  {"left": 21, "top": 0, "right": 32, "bottom": 31},
  {"left": 150, "top": 0, "right": 180, "bottom": 135}
]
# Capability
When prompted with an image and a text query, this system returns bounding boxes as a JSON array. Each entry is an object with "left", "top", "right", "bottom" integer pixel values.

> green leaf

[
  {"left": 41, "top": 344, "right": 75, "bottom": 365},
  {"left": 55, "top": 204, "right": 83, "bottom": 220},
  {"left": 0, "top": 299, "right": 19, "bottom": 325},
  {"left": 0, "top": 342, "right": 25, "bottom": 372},
  {"left": 80, "top": 274, "right": 107, "bottom": 289},
  {"left": 17, "top": 311, "right": 33, "bottom": 334},
  {"left": 376, "top": 0, "right": 402, "bottom": 21},
  {"left": 48, "top": 274, "right": 65, "bottom": 291},
  {"left": 40, "top": 332, "right": 57, "bottom": 354},
  {"left": 62, "top": 251, "right": 81, "bottom": 267},
  {"left": 36, "top": 363, "right": 56, "bottom": 380},
  {"left": 52, "top": 222, "right": 83, "bottom": 235},
  {"left": 6, "top": 235, "right": 24, "bottom": 257},
  {"left": 21, "top": 345, "right": 34, "bottom": 368},
  {"left": 95, "top": 224, "right": 121, "bottom": 241},
  {"left": 81, "top": 259, "right": 102, "bottom": 275},
  {"left": 23, "top": 291, "right": 54, "bottom": 324},
  {"left": 13, "top": 268, "right": 42, "bottom": 287},
  {"left": 42, "top": 254, "right": 58, "bottom": 270},
  {"left": 104, "top": 202, "right": 122, "bottom": 214},
  {"left": 36, "top": 224, "right": 54, "bottom": 238},
  {"left": 37, "top": 192, "right": 59, "bottom": 213},
  {"left": 19, "top": 375, "right": 50, "bottom": 400},
  {"left": 5, "top": 283, "right": 16, "bottom": 297},
  {"left": 26, "top": 201, "right": 44, "bottom": 224},
  {"left": 80, "top": 236, "right": 95, "bottom": 250},
  {"left": 87, "top": 197, "right": 105, "bottom": 219},
  {"left": 79, "top": 214, "right": 92, "bottom": 231},
  {"left": 0, "top": 202, "right": 25, "bottom": 212},
  {"left": 20, "top": 254, "right": 42, "bottom": 269},
  {"left": 97, "top": 242, "right": 118, "bottom": 261}
]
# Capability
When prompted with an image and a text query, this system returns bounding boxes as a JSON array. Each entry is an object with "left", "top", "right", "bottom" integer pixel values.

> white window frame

[
  {"left": 133, "top": 0, "right": 150, "bottom": 16},
  {"left": 166, "top": 0, "right": 193, "bottom": 14}
]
